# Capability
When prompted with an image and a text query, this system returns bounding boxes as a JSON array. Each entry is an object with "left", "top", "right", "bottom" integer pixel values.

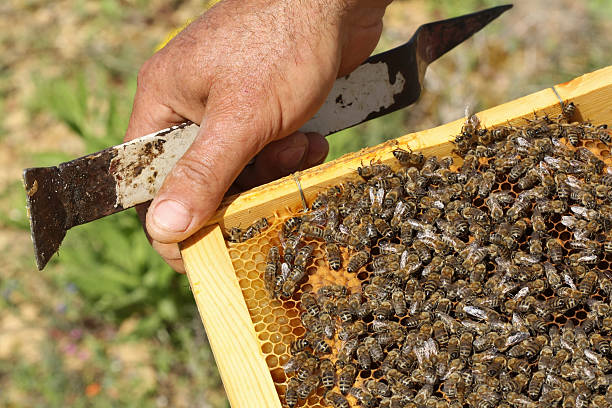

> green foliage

[
  {"left": 29, "top": 71, "right": 130, "bottom": 151},
  {"left": 30, "top": 71, "right": 195, "bottom": 336},
  {"left": 327, "top": 110, "right": 406, "bottom": 161}
]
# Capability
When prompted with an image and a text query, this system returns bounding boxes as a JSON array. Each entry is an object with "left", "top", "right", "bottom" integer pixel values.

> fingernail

[
  {"left": 304, "top": 133, "right": 329, "bottom": 167},
  {"left": 151, "top": 199, "right": 192, "bottom": 233},
  {"left": 308, "top": 148, "right": 328, "bottom": 167},
  {"left": 278, "top": 145, "right": 307, "bottom": 171}
]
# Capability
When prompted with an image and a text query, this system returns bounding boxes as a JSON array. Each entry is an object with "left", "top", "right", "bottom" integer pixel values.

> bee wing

[
  {"left": 281, "top": 262, "right": 291, "bottom": 279},
  {"left": 515, "top": 136, "right": 533, "bottom": 147},
  {"left": 511, "top": 312, "right": 528, "bottom": 331},
  {"left": 506, "top": 331, "right": 530, "bottom": 349},
  {"left": 544, "top": 156, "right": 563, "bottom": 170},
  {"left": 425, "top": 338, "right": 439, "bottom": 358},
  {"left": 513, "top": 286, "right": 529, "bottom": 300},
  {"left": 399, "top": 250, "right": 409, "bottom": 270},
  {"left": 464, "top": 305, "right": 488, "bottom": 320},
  {"left": 577, "top": 253, "right": 598, "bottom": 263},
  {"left": 571, "top": 205, "right": 588, "bottom": 218},
  {"left": 562, "top": 270, "right": 577, "bottom": 290},
  {"left": 463, "top": 104, "right": 473, "bottom": 122},
  {"left": 561, "top": 215, "right": 577, "bottom": 228},
  {"left": 305, "top": 209, "right": 328, "bottom": 225},
  {"left": 564, "top": 174, "right": 583, "bottom": 189},
  {"left": 413, "top": 343, "right": 427, "bottom": 367},
  {"left": 376, "top": 187, "right": 385, "bottom": 205},
  {"left": 543, "top": 261, "right": 558, "bottom": 275},
  {"left": 393, "top": 200, "right": 407, "bottom": 218},
  {"left": 368, "top": 186, "right": 376, "bottom": 203}
]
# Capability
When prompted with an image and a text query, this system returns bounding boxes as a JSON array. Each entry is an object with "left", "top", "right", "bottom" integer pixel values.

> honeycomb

[{"left": 227, "top": 129, "right": 612, "bottom": 407}]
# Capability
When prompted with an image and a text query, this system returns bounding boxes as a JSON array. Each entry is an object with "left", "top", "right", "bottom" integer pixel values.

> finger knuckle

[
  {"left": 136, "top": 57, "right": 161, "bottom": 88},
  {"left": 177, "top": 154, "right": 223, "bottom": 195}
]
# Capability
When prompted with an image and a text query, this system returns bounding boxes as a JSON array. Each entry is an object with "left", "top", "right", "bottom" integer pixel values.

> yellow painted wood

[
  {"left": 181, "top": 225, "right": 282, "bottom": 408},
  {"left": 207, "top": 65, "right": 612, "bottom": 231}
]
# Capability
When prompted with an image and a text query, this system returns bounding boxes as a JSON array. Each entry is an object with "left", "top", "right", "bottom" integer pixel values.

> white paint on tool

[
  {"left": 300, "top": 62, "right": 406, "bottom": 136},
  {"left": 111, "top": 123, "right": 199, "bottom": 208}
]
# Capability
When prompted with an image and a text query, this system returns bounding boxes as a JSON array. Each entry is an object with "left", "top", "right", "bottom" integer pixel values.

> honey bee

[
  {"left": 296, "top": 374, "right": 319, "bottom": 399},
  {"left": 389, "top": 290, "right": 407, "bottom": 316},
  {"left": 241, "top": 217, "right": 269, "bottom": 241},
  {"left": 374, "top": 218, "right": 394, "bottom": 239},
  {"left": 301, "top": 313, "right": 323, "bottom": 337},
  {"left": 299, "top": 222, "right": 324, "bottom": 240},
  {"left": 338, "top": 363, "right": 357, "bottom": 395},
  {"left": 264, "top": 246, "right": 280, "bottom": 295},
  {"left": 517, "top": 167, "right": 540, "bottom": 190},
  {"left": 317, "top": 358, "right": 336, "bottom": 390},
  {"left": 356, "top": 343, "right": 372, "bottom": 370},
  {"left": 507, "top": 197, "right": 530, "bottom": 221},
  {"left": 282, "top": 233, "right": 302, "bottom": 264},
  {"left": 459, "top": 332, "right": 473, "bottom": 360},
  {"left": 349, "top": 386, "right": 376, "bottom": 408},
  {"left": 320, "top": 312, "right": 335, "bottom": 339},
  {"left": 311, "top": 191, "right": 328, "bottom": 210},
  {"left": 274, "top": 262, "right": 291, "bottom": 295},
  {"left": 317, "top": 284, "right": 347, "bottom": 299},
  {"left": 285, "top": 377, "right": 300, "bottom": 408},
  {"left": 300, "top": 291, "right": 320, "bottom": 317},
  {"left": 284, "top": 349, "right": 310, "bottom": 373},
  {"left": 347, "top": 250, "right": 369, "bottom": 273},
  {"left": 393, "top": 148, "right": 425, "bottom": 167},
  {"left": 319, "top": 295, "right": 338, "bottom": 317},
  {"left": 323, "top": 242, "right": 342, "bottom": 271},
  {"left": 561, "top": 101, "right": 577, "bottom": 120},
  {"left": 227, "top": 226, "right": 244, "bottom": 243},
  {"left": 364, "top": 379, "right": 391, "bottom": 398},
  {"left": 546, "top": 238, "right": 564, "bottom": 264},
  {"left": 296, "top": 355, "right": 319, "bottom": 382},
  {"left": 526, "top": 370, "right": 546, "bottom": 400},
  {"left": 598, "top": 126, "right": 611, "bottom": 145},
  {"left": 338, "top": 320, "right": 366, "bottom": 342},
  {"left": 358, "top": 161, "right": 391, "bottom": 180},
  {"left": 283, "top": 216, "right": 302, "bottom": 236},
  {"left": 336, "top": 297, "right": 354, "bottom": 323},
  {"left": 603, "top": 232, "right": 612, "bottom": 255},
  {"left": 485, "top": 196, "right": 504, "bottom": 221},
  {"left": 445, "top": 336, "right": 460, "bottom": 360},
  {"left": 475, "top": 170, "right": 495, "bottom": 197},
  {"left": 410, "top": 240, "right": 431, "bottom": 264},
  {"left": 324, "top": 391, "right": 350, "bottom": 408},
  {"left": 590, "top": 333, "right": 610, "bottom": 356},
  {"left": 290, "top": 336, "right": 310, "bottom": 353},
  {"left": 364, "top": 336, "right": 384, "bottom": 363},
  {"left": 584, "top": 348, "right": 612, "bottom": 371},
  {"left": 579, "top": 271, "right": 598, "bottom": 295}
]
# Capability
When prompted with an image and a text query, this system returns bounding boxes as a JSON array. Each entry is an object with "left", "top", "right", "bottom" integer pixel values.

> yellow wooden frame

[{"left": 180, "top": 66, "right": 612, "bottom": 408}]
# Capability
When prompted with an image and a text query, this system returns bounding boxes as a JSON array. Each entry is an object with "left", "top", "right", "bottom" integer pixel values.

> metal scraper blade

[{"left": 300, "top": 4, "right": 513, "bottom": 135}]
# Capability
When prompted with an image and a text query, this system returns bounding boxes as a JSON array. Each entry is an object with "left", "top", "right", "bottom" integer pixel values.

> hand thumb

[{"left": 145, "top": 112, "right": 267, "bottom": 244}]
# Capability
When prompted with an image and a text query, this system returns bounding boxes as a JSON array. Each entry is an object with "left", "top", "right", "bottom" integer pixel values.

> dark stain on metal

[
  {"left": 24, "top": 147, "right": 123, "bottom": 270},
  {"left": 346, "top": 4, "right": 512, "bottom": 130}
]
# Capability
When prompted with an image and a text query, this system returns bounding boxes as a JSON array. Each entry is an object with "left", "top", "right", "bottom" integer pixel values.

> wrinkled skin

[{"left": 125, "top": 0, "right": 392, "bottom": 272}]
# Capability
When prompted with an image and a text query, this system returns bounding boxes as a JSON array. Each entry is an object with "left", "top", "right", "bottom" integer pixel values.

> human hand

[{"left": 125, "top": 0, "right": 392, "bottom": 272}]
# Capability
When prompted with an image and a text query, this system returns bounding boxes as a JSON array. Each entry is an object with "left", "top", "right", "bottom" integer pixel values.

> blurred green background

[{"left": 0, "top": 0, "right": 610, "bottom": 406}]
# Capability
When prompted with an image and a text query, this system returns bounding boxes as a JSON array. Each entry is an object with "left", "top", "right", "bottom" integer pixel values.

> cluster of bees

[{"left": 239, "top": 103, "right": 612, "bottom": 408}]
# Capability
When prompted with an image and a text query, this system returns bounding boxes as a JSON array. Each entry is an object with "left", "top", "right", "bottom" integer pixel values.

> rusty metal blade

[
  {"left": 300, "top": 4, "right": 512, "bottom": 135},
  {"left": 24, "top": 5, "right": 512, "bottom": 270}
]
